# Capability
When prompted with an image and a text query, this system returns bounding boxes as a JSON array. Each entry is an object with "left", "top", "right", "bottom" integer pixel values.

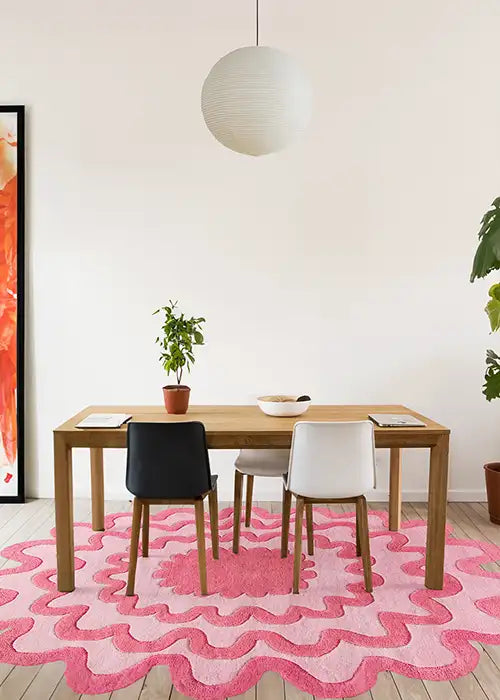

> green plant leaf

[
  {"left": 471, "top": 198, "right": 500, "bottom": 282},
  {"left": 489, "top": 283, "right": 500, "bottom": 300},
  {"left": 486, "top": 284, "right": 500, "bottom": 332},
  {"left": 483, "top": 349, "right": 500, "bottom": 400},
  {"left": 153, "top": 301, "right": 206, "bottom": 379}
]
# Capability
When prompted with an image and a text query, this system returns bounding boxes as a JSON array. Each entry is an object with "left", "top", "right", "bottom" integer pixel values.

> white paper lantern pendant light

[{"left": 201, "top": 0, "right": 312, "bottom": 156}]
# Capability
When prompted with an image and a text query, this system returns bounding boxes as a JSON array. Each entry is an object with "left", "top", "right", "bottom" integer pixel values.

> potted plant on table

[
  {"left": 470, "top": 196, "right": 500, "bottom": 523},
  {"left": 154, "top": 301, "right": 205, "bottom": 414}
]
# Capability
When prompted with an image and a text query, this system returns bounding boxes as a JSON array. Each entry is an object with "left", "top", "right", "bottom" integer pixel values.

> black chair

[{"left": 125, "top": 421, "right": 219, "bottom": 596}]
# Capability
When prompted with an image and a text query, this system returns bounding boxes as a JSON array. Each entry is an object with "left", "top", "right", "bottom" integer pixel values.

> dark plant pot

[
  {"left": 163, "top": 385, "right": 190, "bottom": 414},
  {"left": 484, "top": 462, "right": 500, "bottom": 525}
]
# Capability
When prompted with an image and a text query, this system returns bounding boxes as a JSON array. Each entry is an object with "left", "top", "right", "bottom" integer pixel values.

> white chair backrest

[{"left": 286, "top": 421, "right": 376, "bottom": 499}]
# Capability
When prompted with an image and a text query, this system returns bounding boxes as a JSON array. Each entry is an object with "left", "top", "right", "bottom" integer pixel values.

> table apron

[{"left": 59, "top": 432, "right": 445, "bottom": 450}]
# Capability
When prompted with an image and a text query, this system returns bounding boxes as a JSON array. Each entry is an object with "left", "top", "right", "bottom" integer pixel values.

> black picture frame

[{"left": 0, "top": 105, "right": 25, "bottom": 503}]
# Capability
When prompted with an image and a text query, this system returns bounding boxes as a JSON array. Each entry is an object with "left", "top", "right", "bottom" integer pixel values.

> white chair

[
  {"left": 232, "top": 449, "right": 290, "bottom": 553},
  {"left": 281, "top": 421, "right": 376, "bottom": 594}
]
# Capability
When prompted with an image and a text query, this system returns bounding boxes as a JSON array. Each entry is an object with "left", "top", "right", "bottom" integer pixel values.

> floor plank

[
  {"left": 370, "top": 671, "right": 401, "bottom": 700},
  {"left": 20, "top": 662, "right": 65, "bottom": 700},
  {"left": 138, "top": 666, "right": 172, "bottom": 699},
  {"left": 368, "top": 502, "right": 388, "bottom": 514},
  {"left": 471, "top": 650, "right": 500, "bottom": 700},
  {"left": 455, "top": 504, "right": 500, "bottom": 549},
  {"left": 450, "top": 672, "right": 488, "bottom": 700},
  {"left": 445, "top": 504, "right": 488, "bottom": 544},
  {"left": 227, "top": 687, "right": 256, "bottom": 700},
  {"left": 0, "top": 501, "right": 24, "bottom": 529},
  {"left": 283, "top": 679, "right": 314, "bottom": 699},
  {"left": 109, "top": 677, "right": 145, "bottom": 699},
  {"left": 0, "top": 666, "right": 13, "bottom": 686},
  {"left": 49, "top": 675, "right": 80, "bottom": 700},
  {"left": 256, "top": 672, "right": 285, "bottom": 700},
  {"left": 0, "top": 504, "right": 57, "bottom": 570},
  {"left": 392, "top": 673, "right": 430, "bottom": 699},
  {"left": 0, "top": 666, "right": 42, "bottom": 700},
  {"left": 452, "top": 504, "right": 500, "bottom": 572},
  {"left": 483, "top": 645, "right": 500, "bottom": 677},
  {"left": 0, "top": 499, "right": 50, "bottom": 549},
  {"left": 423, "top": 679, "right": 459, "bottom": 699}
]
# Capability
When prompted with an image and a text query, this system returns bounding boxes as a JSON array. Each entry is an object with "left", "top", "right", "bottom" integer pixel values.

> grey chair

[{"left": 232, "top": 449, "right": 289, "bottom": 552}]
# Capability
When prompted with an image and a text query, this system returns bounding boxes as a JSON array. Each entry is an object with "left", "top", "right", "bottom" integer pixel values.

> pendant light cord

[{"left": 256, "top": 0, "right": 259, "bottom": 46}]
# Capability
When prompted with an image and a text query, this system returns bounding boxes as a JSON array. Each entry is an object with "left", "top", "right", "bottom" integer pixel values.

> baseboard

[
  {"left": 364, "top": 489, "right": 487, "bottom": 503},
  {"left": 219, "top": 484, "right": 487, "bottom": 503}
]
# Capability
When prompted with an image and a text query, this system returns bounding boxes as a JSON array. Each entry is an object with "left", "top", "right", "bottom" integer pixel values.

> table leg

[
  {"left": 54, "top": 433, "right": 75, "bottom": 592},
  {"left": 90, "top": 448, "right": 104, "bottom": 531},
  {"left": 425, "top": 435, "right": 449, "bottom": 590},
  {"left": 389, "top": 447, "right": 402, "bottom": 531},
  {"left": 293, "top": 496, "right": 305, "bottom": 594}
]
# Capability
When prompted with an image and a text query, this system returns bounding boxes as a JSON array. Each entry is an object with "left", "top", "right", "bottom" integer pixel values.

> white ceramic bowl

[{"left": 257, "top": 395, "right": 311, "bottom": 417}]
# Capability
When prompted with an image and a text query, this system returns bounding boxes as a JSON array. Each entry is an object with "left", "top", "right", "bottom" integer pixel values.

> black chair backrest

[{"left": 126, "top": 421, "right": 212, "bottom": 499}]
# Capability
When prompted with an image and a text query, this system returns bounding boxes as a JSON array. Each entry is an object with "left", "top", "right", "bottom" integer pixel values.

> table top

[{"left": 55, "top": 405, "right": 449, "bottom": 450}]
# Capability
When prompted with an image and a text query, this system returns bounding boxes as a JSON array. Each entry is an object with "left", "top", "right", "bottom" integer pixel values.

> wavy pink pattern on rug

[{"left": 0, "top": 506, "right": 499, "bottom": 699}]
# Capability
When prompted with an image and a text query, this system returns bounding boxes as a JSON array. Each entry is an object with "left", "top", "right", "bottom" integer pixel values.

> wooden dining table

[{"left": 53, "top": 404, "right": 450, "bottom": 592}]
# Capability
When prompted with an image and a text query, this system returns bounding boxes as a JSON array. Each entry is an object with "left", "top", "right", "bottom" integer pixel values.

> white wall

[{"left": 2, "top": 0, "right": 500, "bottom": 502}]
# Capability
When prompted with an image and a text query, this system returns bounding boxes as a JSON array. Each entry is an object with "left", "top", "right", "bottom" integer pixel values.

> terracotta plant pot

[
  {"left": 484, "top": 462, "right": 500, "bottom": 525},
  {"left": 163, "top": 385, "right": 190, "bottom": 415}
]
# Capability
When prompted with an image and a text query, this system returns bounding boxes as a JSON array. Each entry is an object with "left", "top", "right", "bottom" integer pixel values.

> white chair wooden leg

[{"left": 293, "top": 496, "right": 305, "bottom": 594}]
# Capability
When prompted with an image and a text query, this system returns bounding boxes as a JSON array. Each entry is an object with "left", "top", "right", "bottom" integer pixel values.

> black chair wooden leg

[
  {"left": 208, "top": 486, "right": 219, "bottom": 560},
  {"left": 142, "top": 503, "right": 149, "bottom": 557},
  {"left": 126, "top": 498, "right": 142, "bottom": 596},
  {"left": 194, "top": 499, "right": 208, "bottom": 595}
]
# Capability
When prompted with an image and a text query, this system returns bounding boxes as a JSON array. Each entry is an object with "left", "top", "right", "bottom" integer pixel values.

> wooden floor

[{"left": 0, "top": 499, "right": 499, "bottom": 700}]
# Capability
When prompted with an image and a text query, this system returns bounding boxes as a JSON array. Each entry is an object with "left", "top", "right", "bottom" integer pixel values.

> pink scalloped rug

[{"left": 0, "top": 507, "right": 499, "bottom": 699}]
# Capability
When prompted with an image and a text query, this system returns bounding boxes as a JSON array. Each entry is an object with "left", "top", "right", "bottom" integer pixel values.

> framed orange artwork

[{"left": 0, "top": 106, "right": 24, "bottom": 503}]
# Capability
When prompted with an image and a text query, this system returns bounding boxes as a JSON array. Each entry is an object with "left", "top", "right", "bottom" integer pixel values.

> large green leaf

[{"left": 470, "top": 197, "right": 500, "bottom": 282}]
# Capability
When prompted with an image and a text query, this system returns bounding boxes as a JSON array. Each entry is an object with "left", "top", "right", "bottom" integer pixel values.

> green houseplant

[
  {"left": 154, "top": 301, "right": 205, "bottom": 414},
  {"left": 470, "top": 196, "right": 500, "bottom": 523}
]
